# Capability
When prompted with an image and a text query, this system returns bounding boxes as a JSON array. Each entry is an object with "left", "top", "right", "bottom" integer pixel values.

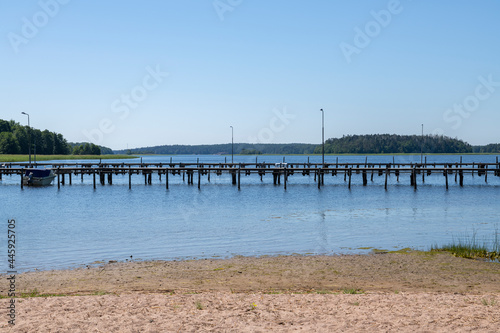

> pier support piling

[
  {"left": 348, "top": 168, "right": 352, "bottom": 189},
  {"left": 238, "top": 166, "right": 241, "bottom": 190},
  {"left": 198, "top": 169, "right": 201, "bottom": 189}
]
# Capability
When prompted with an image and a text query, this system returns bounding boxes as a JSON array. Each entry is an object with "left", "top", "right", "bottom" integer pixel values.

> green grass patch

[
  {"left": 0, "top": 154, "right": 137, "bottom": 163},
  {"left": 0, "top": 289, "right": 115, "bottom": 298},
  {"left": 342, "top": 288, "right": 363, "bottom": 294},
  {"left": 431, "top": 229, "right": 500, "bottom": 260},
  {"left": 481, "top": 298, "right": 497, "bottom": 306},
  {"left": 316, "top": 290, "right": 334, "bottom": 294}
]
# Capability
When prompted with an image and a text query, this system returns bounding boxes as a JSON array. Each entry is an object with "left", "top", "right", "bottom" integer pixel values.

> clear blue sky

[{"left": 1, "top": 0, "right": 499, "bottom": 150}]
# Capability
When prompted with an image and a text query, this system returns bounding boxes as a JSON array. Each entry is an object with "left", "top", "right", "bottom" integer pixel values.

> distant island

[{"left": 115, "top": 134, "right": 499, "bottom": 155}]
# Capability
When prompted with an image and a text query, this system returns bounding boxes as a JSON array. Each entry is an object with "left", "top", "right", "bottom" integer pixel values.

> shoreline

[
  {"left": 2, "top": 252, "right": 499, "bottom": 332},
  {"left": 3, "top": 251, "right": 500, "bottom": 296}
]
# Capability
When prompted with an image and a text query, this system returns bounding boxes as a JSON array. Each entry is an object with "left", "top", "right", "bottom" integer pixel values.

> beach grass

[
  {"left": 431, "top": 229, "right": 499, "bottom": 260},
  {"left": 0, "top": 154, "right": 137, "bottom": 163}
]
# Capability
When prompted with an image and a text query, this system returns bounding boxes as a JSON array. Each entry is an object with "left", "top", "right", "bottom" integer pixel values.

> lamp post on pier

[
  {"left": 320, "top": 109, "right": 324, "bottom": 166},
  {"left": 21, "top": 112, "right": 31, "bottom": 167},
  {"left": 230, "top": 126, "right": 234, "bottom": 164},
  {"left": 421, "top": 124, "right": 424, "bottom": 164}
]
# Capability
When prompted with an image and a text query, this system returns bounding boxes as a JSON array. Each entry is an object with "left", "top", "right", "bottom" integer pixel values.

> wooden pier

[{"left": 1, "top": 158, "right": 500, "bottom": 190}]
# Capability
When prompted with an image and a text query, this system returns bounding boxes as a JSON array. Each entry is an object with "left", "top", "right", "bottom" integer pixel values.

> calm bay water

[{"left": 1, "top": 154, "right": 500, "bottom": 272}]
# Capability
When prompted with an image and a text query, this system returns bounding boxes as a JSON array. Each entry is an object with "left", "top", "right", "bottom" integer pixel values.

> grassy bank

[
  {"left": 431, "top": 230, "right": 500, "bottom": 260},
  {"left": 0, "top": 154, "right": 137, "bottom": 163}
]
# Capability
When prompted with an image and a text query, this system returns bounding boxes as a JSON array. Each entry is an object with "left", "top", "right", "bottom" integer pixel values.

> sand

[{"left": 1, "top": 251, "right": 499, "bottom": 332}]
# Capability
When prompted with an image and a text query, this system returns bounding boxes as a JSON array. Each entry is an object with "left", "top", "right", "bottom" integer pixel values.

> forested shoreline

[
  {"left": 0, "top": 119, "right": 111, "bottom": 155},
  {"left": 118, "top": 134, "right": 498, "bottom": 155}
]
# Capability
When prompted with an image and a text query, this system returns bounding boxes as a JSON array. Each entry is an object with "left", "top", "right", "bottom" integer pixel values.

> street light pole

[
  {"left": 421, "top": 124, "right": 423, "bottom": 164},
  {"left": 21, "top": 112, "right": 31, "bottom": 167},
  {"left": 230, "top": 126, "right": 234, "bottom": 164},
  {"left": 320, "top": 109, "right": 324, "bottom": 166}
]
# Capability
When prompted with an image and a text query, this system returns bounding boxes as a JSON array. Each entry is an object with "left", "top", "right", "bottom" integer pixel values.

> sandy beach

[{"left": 1, "top": 251, "right": 499, "bottom": 332}]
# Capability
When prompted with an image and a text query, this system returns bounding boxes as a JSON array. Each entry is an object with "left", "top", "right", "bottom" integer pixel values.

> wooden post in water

[
  {"left": 348, "top": 168, "right": 352, "bottom": 189},
  {"left": 61, "top": 172, "right": 65, "bottom": 186},
  {"left": 459, "top": 169, "right": 464, "bottom": 187},
  {"left": 93, "top": 169, "right": 96, "bottom": 189},
  {"left": 128, "top": 168, "right": 132, "bottom": 189},
  {"left": 384, "top": 168, "right": 388, "bottom": 190},
  {"left": 445, "top": 168, "right": 448, "bottom": 190},
  {"left": 57, "top": 170, "right": 60, "bottom": 189},
  {"left": 317, "top": 170, "right": 321, "bottom": 189},
  {"left": 413, "top": 168, "right": 417, "bottom": 190},
  {"left": 370, "top": 165, "right": 374, "bottom": 182},
  {"left": 20, "top": 170, "right": 24, "bottom": 189},
  {"left": 237, "top": 165, "right": 241, "bottom": 190},
  {"left": 284, "top": 168, "right": 287, "bottom": 190},
  {"left": 166, "top": 169, "right": 169, "bottom": 189},
  {"left": 108, "top": 173, "right": 112, "bottom": 185},
  {"left": 485, "top": 165, "right": 488, "bottom": 183},
  {"left": 362, "top": 169, "right": 367, "bottom": 186},
  {"left": 197, "top": 169, "right": 201, "bottom": 189}
]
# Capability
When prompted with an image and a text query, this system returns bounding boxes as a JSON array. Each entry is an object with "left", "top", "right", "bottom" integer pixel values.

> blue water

[{"left": 1, "top": 154, "right": 499, "bottom": 272}]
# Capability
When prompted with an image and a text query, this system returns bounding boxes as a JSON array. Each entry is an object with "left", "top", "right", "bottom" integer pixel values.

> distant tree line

[
  {"left": 313, "top": 134, "right": 473, "bottom": 154},
  {"left": 0, "top": 119, "right": 113, "bottom": 155},
  {"left": 114, "top": 134, "right": 500, "bottom": 155},
  {"left": 117, "top": 143, "right": 318, "bottom": 155},
  {"left": 68, "top": 142, "right": 113, "bottom": 155},
  {"left": 473, "top": 144, "right": 500, "bottom": 153}
]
